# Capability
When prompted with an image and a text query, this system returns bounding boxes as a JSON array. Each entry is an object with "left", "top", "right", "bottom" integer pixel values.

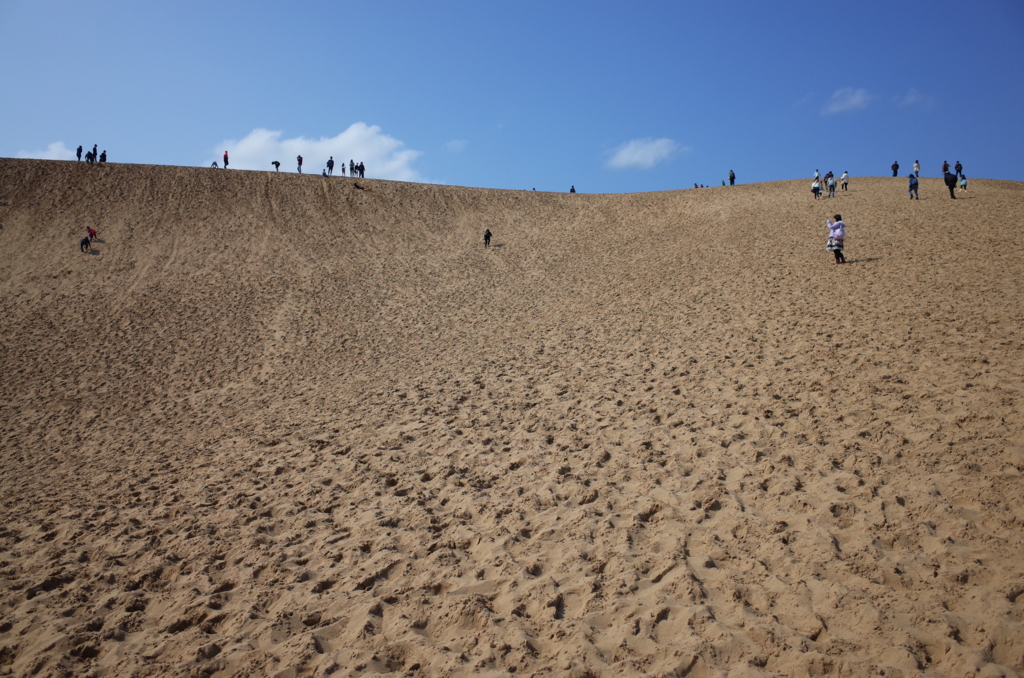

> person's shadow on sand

[
  {"left": 844, "top": 257, "right": 881, "bottom": 264},
  {"left": 491, "top": 243, "right": 505, "bottom": 248}
]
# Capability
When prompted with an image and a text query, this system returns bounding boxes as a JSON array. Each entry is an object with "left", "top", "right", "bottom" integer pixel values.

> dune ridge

[{"left": 1, "top": 158, "right": 1023, "bottom": 677}]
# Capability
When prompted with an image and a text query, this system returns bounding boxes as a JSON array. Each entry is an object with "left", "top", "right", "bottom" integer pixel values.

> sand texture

[{"left": 1, "top": 158, "right": 1023, "bottom": 677}]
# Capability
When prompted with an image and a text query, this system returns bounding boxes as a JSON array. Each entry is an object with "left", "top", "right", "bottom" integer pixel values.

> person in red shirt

[{"left": 223, "top": 151, "right": 229, "bottom": 169}]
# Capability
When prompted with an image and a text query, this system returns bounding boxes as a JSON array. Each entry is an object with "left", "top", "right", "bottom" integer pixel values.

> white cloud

[
  {"left": 17, "top": 141, "right": 77, "bottom": 160},
  {"left": 444, "top": 139, "right": 468, "bottom": 153},
  {"left": 211, "top": 124, "right": 423, "bottom": 180},
  {"left": 606, "top": 138, "right": 684, "bottom": 170},
  {"left": 821, "top": 88, "right": 872, "bottom": 115},
  {"left": 897, "top": 88, "right": 932, "bottom": 109}
]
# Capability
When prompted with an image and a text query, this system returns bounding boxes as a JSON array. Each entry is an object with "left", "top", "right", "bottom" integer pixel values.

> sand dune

[{"left": 1, "top": 158, "right": 1023, "bottom": 677}]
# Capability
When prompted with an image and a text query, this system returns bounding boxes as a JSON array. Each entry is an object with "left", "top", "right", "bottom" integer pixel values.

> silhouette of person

[
  {"left": 80, "top": 237, "right": 91, "bottom": 253},
  {"left": 76, "top": 145, "right": 82, "bottom": 161},
  {"left": 223, "top": 151, "right": 229, "bottom": 169},
  {"left": 728, "top": 170, "right": 735, "bottom": 185},
  {"left": 327, "top": 157, "right": 334, "bottom": 176},
  {"left": 350, "top": 160, "right": 355, "bottom": 176},
  {"left": 570, "top": 186, "right": 575, "bottom": 193},
  {"left": 484, "top": 229, "right": 492, "bottom": 247},
  {"left": 944, "top": 171, "right": 957, "bottom": 199},
  {"left": 297, "top": 155, "right": 303, "bottom": 173},
  {"left": 891, "top": 161, "right": 899, "bottom": 177},
  {"left": 908, "top": 173, "right": 919, "bottom": 200},
  {"left": 272, "top": 161, "right": 280, "bottom": 171},
  {"left": 954, "top": 161, "right": 963, "bottom": 178},
  {"left": 92, "top": 145, "right": 98, "bottom": 161},
  {"left": 99, "top": 150, "right": 106, "bottom": 163}
]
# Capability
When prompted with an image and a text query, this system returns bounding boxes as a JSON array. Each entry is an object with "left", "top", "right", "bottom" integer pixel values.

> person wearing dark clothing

[
  {"left": 76, "top": 145, "right": 83, "bottom": 161},
  {"left": 570, "top": 186, "right": 576, "bottom": 193},
  {"left": 223, "top": 151, "right": 229, "bottom": 169},
  {"left": 80, "top": 237, "right": 91, "bottom": 253},
  {"left": 92, "top": 145, "right": 98, "bottom": 161},
  {"left": 908, "top": 174, "right": 919, "bottom": 199},
  {"left": 359, "top": 162, "right": 365, "bottom": 178},
  {"left": 272, "top": 161, "right": 280, "bottom": 171},
  {"left": 297, "top": 155, "right": 303, "bottom": 173},
  {"left": 350, "top": 160, "right": 355, "bottom": 176},
  {"left": 944, "top": 171, "right": 958, "bottom": 199},
  {"left": 954, "top": 161, "right": 963, "bottom": 178},
  {"left": 891, "top": 161, "right": 899, "bottom": 177},
  {"left": 484, "top": 229, "right": 492, "bottom": 248},
  {"left": 85, "top": 151, "right": 94, "bottom": 165},
  {"left": 322, "top": 169, "right": 327, "bottom": 177},
  {"left": 99, "top": 150, "right": 106, "bottom": 163},
  {"left": 340, "top": 163, "right": 345, "bottom": 177},
  {"left": 728, "top": 170, "right": 735, "bottom": 185},
  {"left": 327, "top": 157, "right": 334, "bottom": 176},
  {"left": 942, "top": 160, "right": 950, "bottom": 174}
]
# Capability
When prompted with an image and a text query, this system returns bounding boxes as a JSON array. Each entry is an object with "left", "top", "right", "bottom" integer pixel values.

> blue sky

[{"left": 2, "top": 1, "right": 1022, "bottom": 192}]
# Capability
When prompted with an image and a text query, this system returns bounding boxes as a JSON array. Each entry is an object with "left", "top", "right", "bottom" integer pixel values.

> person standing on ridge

[
  {"left": 891, "top": 160, "right": 899, "bottom": 177},
  {"left": 826, "top": 215, "right": 846, "bottom": 264},
  {"left": 359, "top": 162, "right": 365, "bottom": 178},
  {"left": 908, "top": 173, "right": 919, "bottom": 200},
  {"left": 223, "top": 151, "right": 229, "bottom": 169},
  {"left": 841, "top": 171, "right": 849, "bottom": 191},
  {"left": 942, "top": 160, "right": 950, "bottom": 174},
  {"left": 954, "top": 161, "right": 963, "bottom": 178},
  {"left": 913, "top": 160, "right": 920, "bottom": 177},
  {"left": 297, "top": 155, "right": 303, "bottom": 173},
  {"left": 327, "top": 157, "right": 334, "bottom": 176},
  {"left": 340, "top": 162, "right": 345, "bottom": 177},
  {"left": 570, "top": 186, "right": 576, "bottom": 193},
  {"left": 92, "top": 144, "right": 98, "bottom": 161},
  {"left": 350, "top": 160, "right": 355, "bottom": 176},
  {"left": 814, "top": 169, "right": 820, "bottom": 180},
  {"left": 728, "top": 170, "right": 735, "bottom": 185},
  {"left": 76, "top": 145, "right": 83, "bottom": 161}
]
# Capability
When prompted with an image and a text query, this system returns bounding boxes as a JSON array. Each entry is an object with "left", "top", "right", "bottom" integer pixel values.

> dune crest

[{"left": 1, "top": 159, "right": 1023, "bottom": 677}]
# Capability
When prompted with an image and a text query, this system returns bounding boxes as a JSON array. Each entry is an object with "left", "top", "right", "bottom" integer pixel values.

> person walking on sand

[
  {"left": 913, "top": 160, "right": 920, "bottom": 177},
  {"left": 327, "top": 157, "right": 334, "bottom": 176},
  {"left": 841, "top": 171, "right": 849, "bottom": 191},
  {"left": 959, "top": 174, "right": 968, "bottom": 192},
  {"left": 826, "top": 215, "right": 846, "bottom": 264},
  {"left": 891, "top": 160, "right": 900, "bottom": 177},
  {"left": 827, "top": 174, "right": 837, "bottom": 198},
  {"left": 76, "top": 145, "right": 83, "bottom": 161},
  {"left": 272, "top": 161, "right": 280, "bottom": 171},
  {"left": 811, "top": 178, "right": 822, "bottom": 200},
  {"left": 297, "top": 155, "right": 303, "bottom": 173},
  {"left": 908, "top": 173, "right": 919, "bottom": 200},
  {"left": 954, "top": 161, "right": 963, "bottom": 178},
  {"left": 80, "top": 236, "right": 91, "bottom": 253},
  {"left": 728, "top": 170, "right": 735, "bottom": 186},
  {"left": 484, "top": 229, "right": 492, "bottom": 248},
  {"left": 944, "top": 170, "right": 958, "bottom": 199},
  {"left": 223, "top": 151, "right": 229, "bottom": 169}
]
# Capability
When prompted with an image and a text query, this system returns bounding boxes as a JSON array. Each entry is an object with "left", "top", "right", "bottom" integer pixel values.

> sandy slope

[{"left": 1, "top": 158, "right": 1023, "bottom": 677}]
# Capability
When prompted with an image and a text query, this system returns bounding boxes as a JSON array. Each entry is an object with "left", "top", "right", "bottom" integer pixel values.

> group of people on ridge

[
  {"left": 77, "top": 144, "right": 106, "bottom": 165},
  {"left": 904, "top": 160, "right": 967, "bottom": 200},
  {"left": 811, "top": 170, "right": 849, "bottom": 199}
]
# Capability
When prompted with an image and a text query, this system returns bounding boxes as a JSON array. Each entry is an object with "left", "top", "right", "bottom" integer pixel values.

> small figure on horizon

[
  {"left": 728, "top": 170, "right": 735, "bottom": 185},
  {"left": 85, "top": 150, "right": 95, "bottom": 165},
  {"left": 80, "top": 236, "right": 92, "bottom": 253},
  {"left": 211, "top": 161, "right": 219, "bottom": 168},
  {"left": 76, "top": 145, "right": 83, "bottom": 161},
  {"left": 99, "top": 150, "right": 106, "bottom": 164},
  {"left": 327, "top": 156, "right": 334, "bottom": 176},
  {"left": 570, "top": 185, "right": 576, "bottom": 193},
  {"left": 954, "top": 161, "right": 963, "bottom": 178},
  {"left": 908, "top": 173, "right": 919, "bottom": 200},
  {"left": 826, "top": 215, "right": 846, "bottom": 264},
  {"left": 340, "top": 163, "right": 345, "bottom": 177},
  {"left": 297, "top": 155, "right": 303, "bottom": 173},
  {"left": 694, "top": 183, "right": 698, "bottom": 189},
  {"left": 350, "top": 160, "right": 355, "bottom": 176},
  {"left": 913, "top": 160, "right": 920, "bottom": 177},
  {"left": 841, "top": 171, "right": 849, "bottom": 191},
  {"left": 272, "top": 161, "right": 280, "bottom": 171},
  {"left": 942, "top": 160, "right": 950, "bottom": 174},
  {"left": 223, "top": 151, "right": 229, "bottom": 169},
  {"left": 322, "top": 169, "right": 328, "bottom": 177},
  {"left": 484, "top": 229, "right": 492, "bottom": 248},
  {"left": 92, "top": 145, "right": 98, "bottom": 161},
  {"left": 814, "top": 169, "right": 820, "bottom": 180},
  {"left": 891, "top": 160, "right": 900, "bottom": 177},
  {"left": 358, "top": 162, "right": 365, "bottom": 178},
  {"left": 944, "top": 170, "right": 958, "bottom": 199},
  {"left": 959, "top": 174, "right": 968, "bottom": 192}
]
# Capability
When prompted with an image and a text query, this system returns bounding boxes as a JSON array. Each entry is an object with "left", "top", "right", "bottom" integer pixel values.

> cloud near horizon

[
  {"left": 17, "top": 141, "right": 77, "bottom": 161},
  {"left": 822, "top": 88, "right": 872, "bottom": 115},
  {"left": 212, "top": 124, "right": 423, "bottom": 180},
  {"left": 897, "top": 88, "right": 932, "bottom": 109},
  {"left": 606, "top": 138, "right": 683, "bottom": 170}
]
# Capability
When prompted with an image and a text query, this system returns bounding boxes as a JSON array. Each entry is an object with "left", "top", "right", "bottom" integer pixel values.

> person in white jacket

[{"left": 826, "top": 214, "right": 846, "bottom": 264}]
